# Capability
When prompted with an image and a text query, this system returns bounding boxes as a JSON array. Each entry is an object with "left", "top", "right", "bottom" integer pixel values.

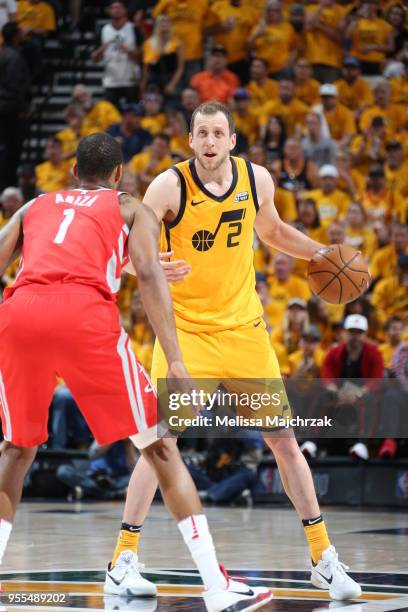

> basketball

[{"left": 307, "top": 244, "right": 370, "bottom": 304}]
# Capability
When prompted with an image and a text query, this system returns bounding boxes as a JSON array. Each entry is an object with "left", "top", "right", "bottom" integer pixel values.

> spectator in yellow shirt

[
  {"left": 259, "top": 79, "right": 309, "bottom": 137},
  {"left": 265, "top": 253, "right": 311, "bottom": 327},
  {"left": 371, "top": 254, "right": 408, "bottom": 324},
  {"left": 316, "top": 83, "right": 356, "bottom": 145},
  {"left": 293, "top": 59, "right": 320, "bottom": 106},
  {"left": 292, "top": 196, "right": 326, "bottom": 278},
  {"left": 345, "top": 0, "right": 394, "bottom": 75},
  {"left": 166, "top": 112, "right": 190, "bottom": 161},
  {"left": 153, "top": 0, "right": 209, "bottom": 84},
  {"left": 305, "top": 164, "right": 351, "bottom": 227},
  {"left": 384, "top": 139, "right": 408, "bottom": 198},
  {"left": 231, "top": 88, "right": 260, "bottom": 145},
  {"left": 140, "top": 92, "right": 167, "bottom": 135},
  {"left": 359, "top": 164, "right": 404, "bottom": 223},
  {"left": 17, "top": 0, "right": 56, "bottom": 34},
  {"left": 390, "top": 56, "right": 408, "bottom": 104},
  {"left": 370, "top": 223, "right": 408, "bottom": 281},
  {"left": 359, "top": 80, "right": 406, "bottom": 135},
  {"left": 288, "top": 325, "right": 325, "bottom": 378},
  {"left": 246, "top": 57, "right": 278, "bottom": 108},
  {"left": 128, "top": 133, "right": 173, "bottom": 195},
  {"left": 72, "top": 84, "right": 121, "bottom": 133},
  {"left": 0, "top": 187, "right": 23, "bottom": 229},
  {"left": 349, "top": 115, "right": 387, "bottom": 177},
  {"left": 35, "top": 137, "right": 71, "bottom": 193},
  {"left": 378, "top": 315, "right": 404, "bottom": 371},
  {"left": 335, "top": 149, "right": 365, "bottom": 198},
  {"left": 334, "top": 56, "right": 374, "bottom": 118},
  {"left": 56, "top": 104, "right": 87, "bottom": 161},
  {"left": 344, "top": 201, "right": 377, "bottom": 260},
  {"left": 248, "top": 0, "right": 297, "bottom": 77},
  {"left": 305, "top": 0, "right": 346, "bottom": 83},
  {"left": 270, "top": 298, "right": 310, "bottom": 356}
]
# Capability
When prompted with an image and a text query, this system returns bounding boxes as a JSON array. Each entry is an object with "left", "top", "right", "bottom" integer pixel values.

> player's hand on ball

[
  {"left": 307, "top": 244, "right": 370, "bottom": 304},
  {"left": 159, "top": 251, "right": 192, "bottom": 284}
]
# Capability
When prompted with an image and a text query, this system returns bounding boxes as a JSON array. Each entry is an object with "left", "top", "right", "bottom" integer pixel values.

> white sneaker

[
  {"left": 311, "top": 545, "right": 362, "bottom": 600},
  {"left": 349, "top": 443, "right": 369, "bottom": 460},
  {"left": 104, "top": 551, "right": 158, "bottom": 597},
  {"left": 300, "top": 441, "right": 317, "bottom": 458},
  {"left": 204, "top": 566, "right": 272, "bottom": 612}
]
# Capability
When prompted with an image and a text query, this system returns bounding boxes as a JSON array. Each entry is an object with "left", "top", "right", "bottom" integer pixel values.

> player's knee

[
  {"left": 266, "top": 436, "right": 301, "bottom": 461},
  {"left": 1, "top": 442, "right": 37, "bottom": 466},
  {"left": 141, "top": 437, "right": 178, "bottom": 464}
]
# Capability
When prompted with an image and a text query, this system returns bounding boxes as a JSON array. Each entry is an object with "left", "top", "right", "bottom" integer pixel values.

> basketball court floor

[{"left": 1, "top": 502, "right": 407, "bottom": 611}]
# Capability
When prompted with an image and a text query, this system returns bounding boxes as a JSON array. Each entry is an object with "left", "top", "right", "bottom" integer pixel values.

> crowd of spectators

[{"left": 0, "top": 0, "right": 408, "bottom": 491}]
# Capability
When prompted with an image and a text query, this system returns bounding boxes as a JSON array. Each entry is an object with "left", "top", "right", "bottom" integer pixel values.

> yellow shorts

[{"left": 151, "top": 320, "right": 291, "bottom": 430}]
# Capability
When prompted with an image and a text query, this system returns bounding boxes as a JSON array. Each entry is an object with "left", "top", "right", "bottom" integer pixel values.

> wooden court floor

[{"left": 1, "top": 502, "right": 407, "bottom": 611}]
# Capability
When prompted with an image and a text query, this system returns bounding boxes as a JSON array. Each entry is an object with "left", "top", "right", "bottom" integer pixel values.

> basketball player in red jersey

[{"left": 0, "top": 133, "right": 272, "bottom": 612}]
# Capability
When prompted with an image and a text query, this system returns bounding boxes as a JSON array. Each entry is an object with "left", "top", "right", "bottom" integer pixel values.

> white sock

[
  {"left": 178, "top": 514, "right": 227, "bottom": 590},
  {"left": 0, "top": 519, "right": 12, "bottom": 564}
]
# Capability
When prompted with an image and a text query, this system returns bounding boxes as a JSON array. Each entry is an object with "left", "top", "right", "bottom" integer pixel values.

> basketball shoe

[
  {"left": 311, "top": 545, "right": 362, "bottom": 600},
  {"left": 204, "top": 565, "right": 273, "bottom": 612},
  {"left": 104, "top": 551, "right": 157, "bottom": 597}
]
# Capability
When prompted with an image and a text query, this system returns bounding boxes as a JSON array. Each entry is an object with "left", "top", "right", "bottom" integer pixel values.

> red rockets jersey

[{"left": 5, "top": 188, "right": 130, "bottom": 302}]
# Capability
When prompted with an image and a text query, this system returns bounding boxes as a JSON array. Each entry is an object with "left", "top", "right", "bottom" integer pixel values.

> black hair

[{"left": 76, "top": 132, "right": 123, "bottom": 181}]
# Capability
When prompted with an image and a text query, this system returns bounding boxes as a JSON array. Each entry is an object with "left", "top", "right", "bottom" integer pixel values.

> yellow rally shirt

[{"left": 161, "top": 156, "right": 263, "bottom": 331}]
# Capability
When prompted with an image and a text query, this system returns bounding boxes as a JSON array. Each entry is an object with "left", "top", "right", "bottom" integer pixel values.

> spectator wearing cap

[
  {"left": 128, "top": 132, "right": 173, "bottom": 195},
  {"left": 153, "top": 0, "right": 209, "bottom": 85},
  {"left": 321, "top": 314, "right": 384, "bottom": 460},
  {"left": 190, "top": 44, "right": 239, "bottom": 104},
  {"left": 335, "top": 149, "right": 365, "bottom": 198},
  {"left": 345, "top": 0, "right": 394, "bottom": 76},
  {"left": 372, "top": 253, "right": 408, "bottom": 324},
  {"left": 304, "top": 0, "right": 346, "bottom": 84},
  {"left": 293, "top": 58, "right": 320, "bottom": 106},
  {"left": 384, "top": 139, "right": 408, "bottom": 199},
  {"left": 71, "top": 84, "right": 121, "bottom": 134},
  {"left": 56, "top": 104, "right": 87, "bottom": 161},
  {"left": 390, "top": 56, "right": 408, "bottom": 104},
  {"left": 246, "top": 57, "right": 278, "bottom": 107},
  {"left": 289, "top": 324, "right": 325, "bottom": 378},
  {"left": 343, "top": 201, "right": 377, "bottom": 260},
  {"left": 35, "top": 138, "right": 71, "bottom": 194},
  {"left": 305, "top": 164, "right": 351, "bottom": 227},
  {"left": 209, "top": 0, "right": 257, "bottom": 83},
  {"left": 360, "top": 80, "right": 406, "bottom": 136},
  {"left": 107, "top": 103, "right": 152, "bottom": 163},
  {"left": 301, "top": 112, "right": 337, "bottom": 168},
  {"left": 349, "top": 115, "right": 387, "bottom": 177},
  {"left": 259, "top": 79, "right": 309, "bottom": 137},
  {"left": 265, "top": 253, "right": 311, "bottom": 327},
  {"left": 141, "top": 14, "right": 184, "bottom": 99},
  {"left": 231, "top": 89, "right": 260, "bottom": 145},
  {"left": 315, "top": 83, "right": 356, "bottom": 144},
  {"left": 378, "top": 316, "right": 404, "bottom": 372},
  {"left": 270, "top": 297, "right": 310, "bottom": 356},
  {"left": 0, "top": 22, "right": 30, "bottom": 191},
  {"left": 359, "top": 164, "right": 405, "bottom": 224},
  {"left": 248, "top": 1, "right": 297, "bottom": 79},
  {"left": 91, "top": 1, "right": 138, "bottom": 108},
  {"left": 370, "top": 223, "right": 408, "bottom": 281},
  {"left": 334, "top": 56, "right": 374, "bottom": 117},
  {"left": 140, "top": 92, "right": 167, "bottom": 135},
  {"left": 0, "top": 186, "right": 23, "bottom": 228}
]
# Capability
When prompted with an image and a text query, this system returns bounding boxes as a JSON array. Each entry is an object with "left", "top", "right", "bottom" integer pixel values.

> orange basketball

[{"left": 307, "top": 244, "right": 370, "bottom": 304}]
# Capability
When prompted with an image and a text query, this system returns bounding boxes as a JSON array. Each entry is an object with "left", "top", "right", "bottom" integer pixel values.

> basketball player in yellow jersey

[{"left": 106, "top": 102, "right": 362, "bottom": 602}]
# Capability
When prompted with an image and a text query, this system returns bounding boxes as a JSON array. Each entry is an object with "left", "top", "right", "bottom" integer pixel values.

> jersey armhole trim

[
  {"left": 165, "top": 166, "right": 186, "bottom": 230},
  {"left": 245, "top": 160, "right": 259, "bottom": 212}
]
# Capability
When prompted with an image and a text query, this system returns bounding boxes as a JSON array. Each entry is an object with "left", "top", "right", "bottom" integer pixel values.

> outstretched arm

[{"left": 253, "top": 164, "right": 325, "bottom": 260}]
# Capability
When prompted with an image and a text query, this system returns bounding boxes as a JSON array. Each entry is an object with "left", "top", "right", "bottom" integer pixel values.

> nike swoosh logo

[
  {"left": 230, "top": 588, "right": 255, "bottom": 597},
  {"left": 307, "top": 518, "right": 321, "bottom": 525},
  {"left": 253, "top": 320, "right": 262, "bottom": 328},
  {"left": 191, "top": 199, "right": 206, "bottom": 206},
  {"left": 316, "top": 570, "right": 333, "bottom": 584},
  {"left": 108, "top": 573, "right": 125, "bottom": 586}
]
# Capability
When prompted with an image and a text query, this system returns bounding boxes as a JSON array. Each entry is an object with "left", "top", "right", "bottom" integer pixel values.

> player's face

[{"left": 190, "top": 112, "right": 236, "bottom": 172}]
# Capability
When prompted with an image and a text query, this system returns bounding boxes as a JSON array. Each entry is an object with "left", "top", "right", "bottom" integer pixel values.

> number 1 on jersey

[{"left": 54, "top": 208, "right": 75, "bottom": 244}]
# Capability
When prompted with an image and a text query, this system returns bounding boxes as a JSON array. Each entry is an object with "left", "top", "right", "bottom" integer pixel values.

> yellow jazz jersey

[{"left": 162, "top": 156, "right": 263, "bottom": 332}]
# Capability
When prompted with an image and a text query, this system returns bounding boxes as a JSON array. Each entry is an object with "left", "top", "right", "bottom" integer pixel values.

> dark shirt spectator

[{"left": 107, "top": 103, "right": 152, "bottom": 163}]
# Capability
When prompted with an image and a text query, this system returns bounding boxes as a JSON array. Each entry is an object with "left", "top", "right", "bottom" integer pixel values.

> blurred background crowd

[{"left": 0, "top": 0, "right": 407, "bottom": 502}]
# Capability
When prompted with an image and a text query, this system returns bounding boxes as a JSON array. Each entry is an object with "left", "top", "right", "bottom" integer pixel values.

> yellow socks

[
  {"left": 111, "top": 523, "right": 142, "bottom": 568},
  {"left": 302, "top": 515, "right": 331, "bottom": 564}
]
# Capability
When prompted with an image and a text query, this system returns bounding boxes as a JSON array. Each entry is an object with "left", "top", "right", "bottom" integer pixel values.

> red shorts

[{"left": 0, "top": 285, "right": 159, "bottom": 448}]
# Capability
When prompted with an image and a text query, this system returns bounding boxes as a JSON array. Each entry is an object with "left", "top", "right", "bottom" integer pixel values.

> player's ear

[
  {"left": 72, "top": 163, "right": 79, "bottom": 179},
  {"left": 114, "top": 164, "right": 123, "bottom": 184},
  {"left": 229, "top": 132, "right": 236, "bottom": 151}
]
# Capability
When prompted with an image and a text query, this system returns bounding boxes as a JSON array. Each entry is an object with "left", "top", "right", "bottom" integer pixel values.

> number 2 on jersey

[{"left": 54, "top": 209, "right": 75, "bottom": 244}]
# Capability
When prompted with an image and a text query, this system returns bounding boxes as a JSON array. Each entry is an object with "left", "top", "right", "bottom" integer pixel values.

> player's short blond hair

[{"left": 190, "top": 101, "right": 235, "bottom": 136}]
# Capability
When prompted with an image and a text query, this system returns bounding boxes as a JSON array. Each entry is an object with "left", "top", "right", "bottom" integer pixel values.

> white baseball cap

[
  {"left": 319, "top": 83, "right": 338, "bottom": 96},
  {"left": 344, "top": 314, "right": 368, "bottom": 331},
  {"left": 319, "top": 164, "right": 339, "bottom": 179}
]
